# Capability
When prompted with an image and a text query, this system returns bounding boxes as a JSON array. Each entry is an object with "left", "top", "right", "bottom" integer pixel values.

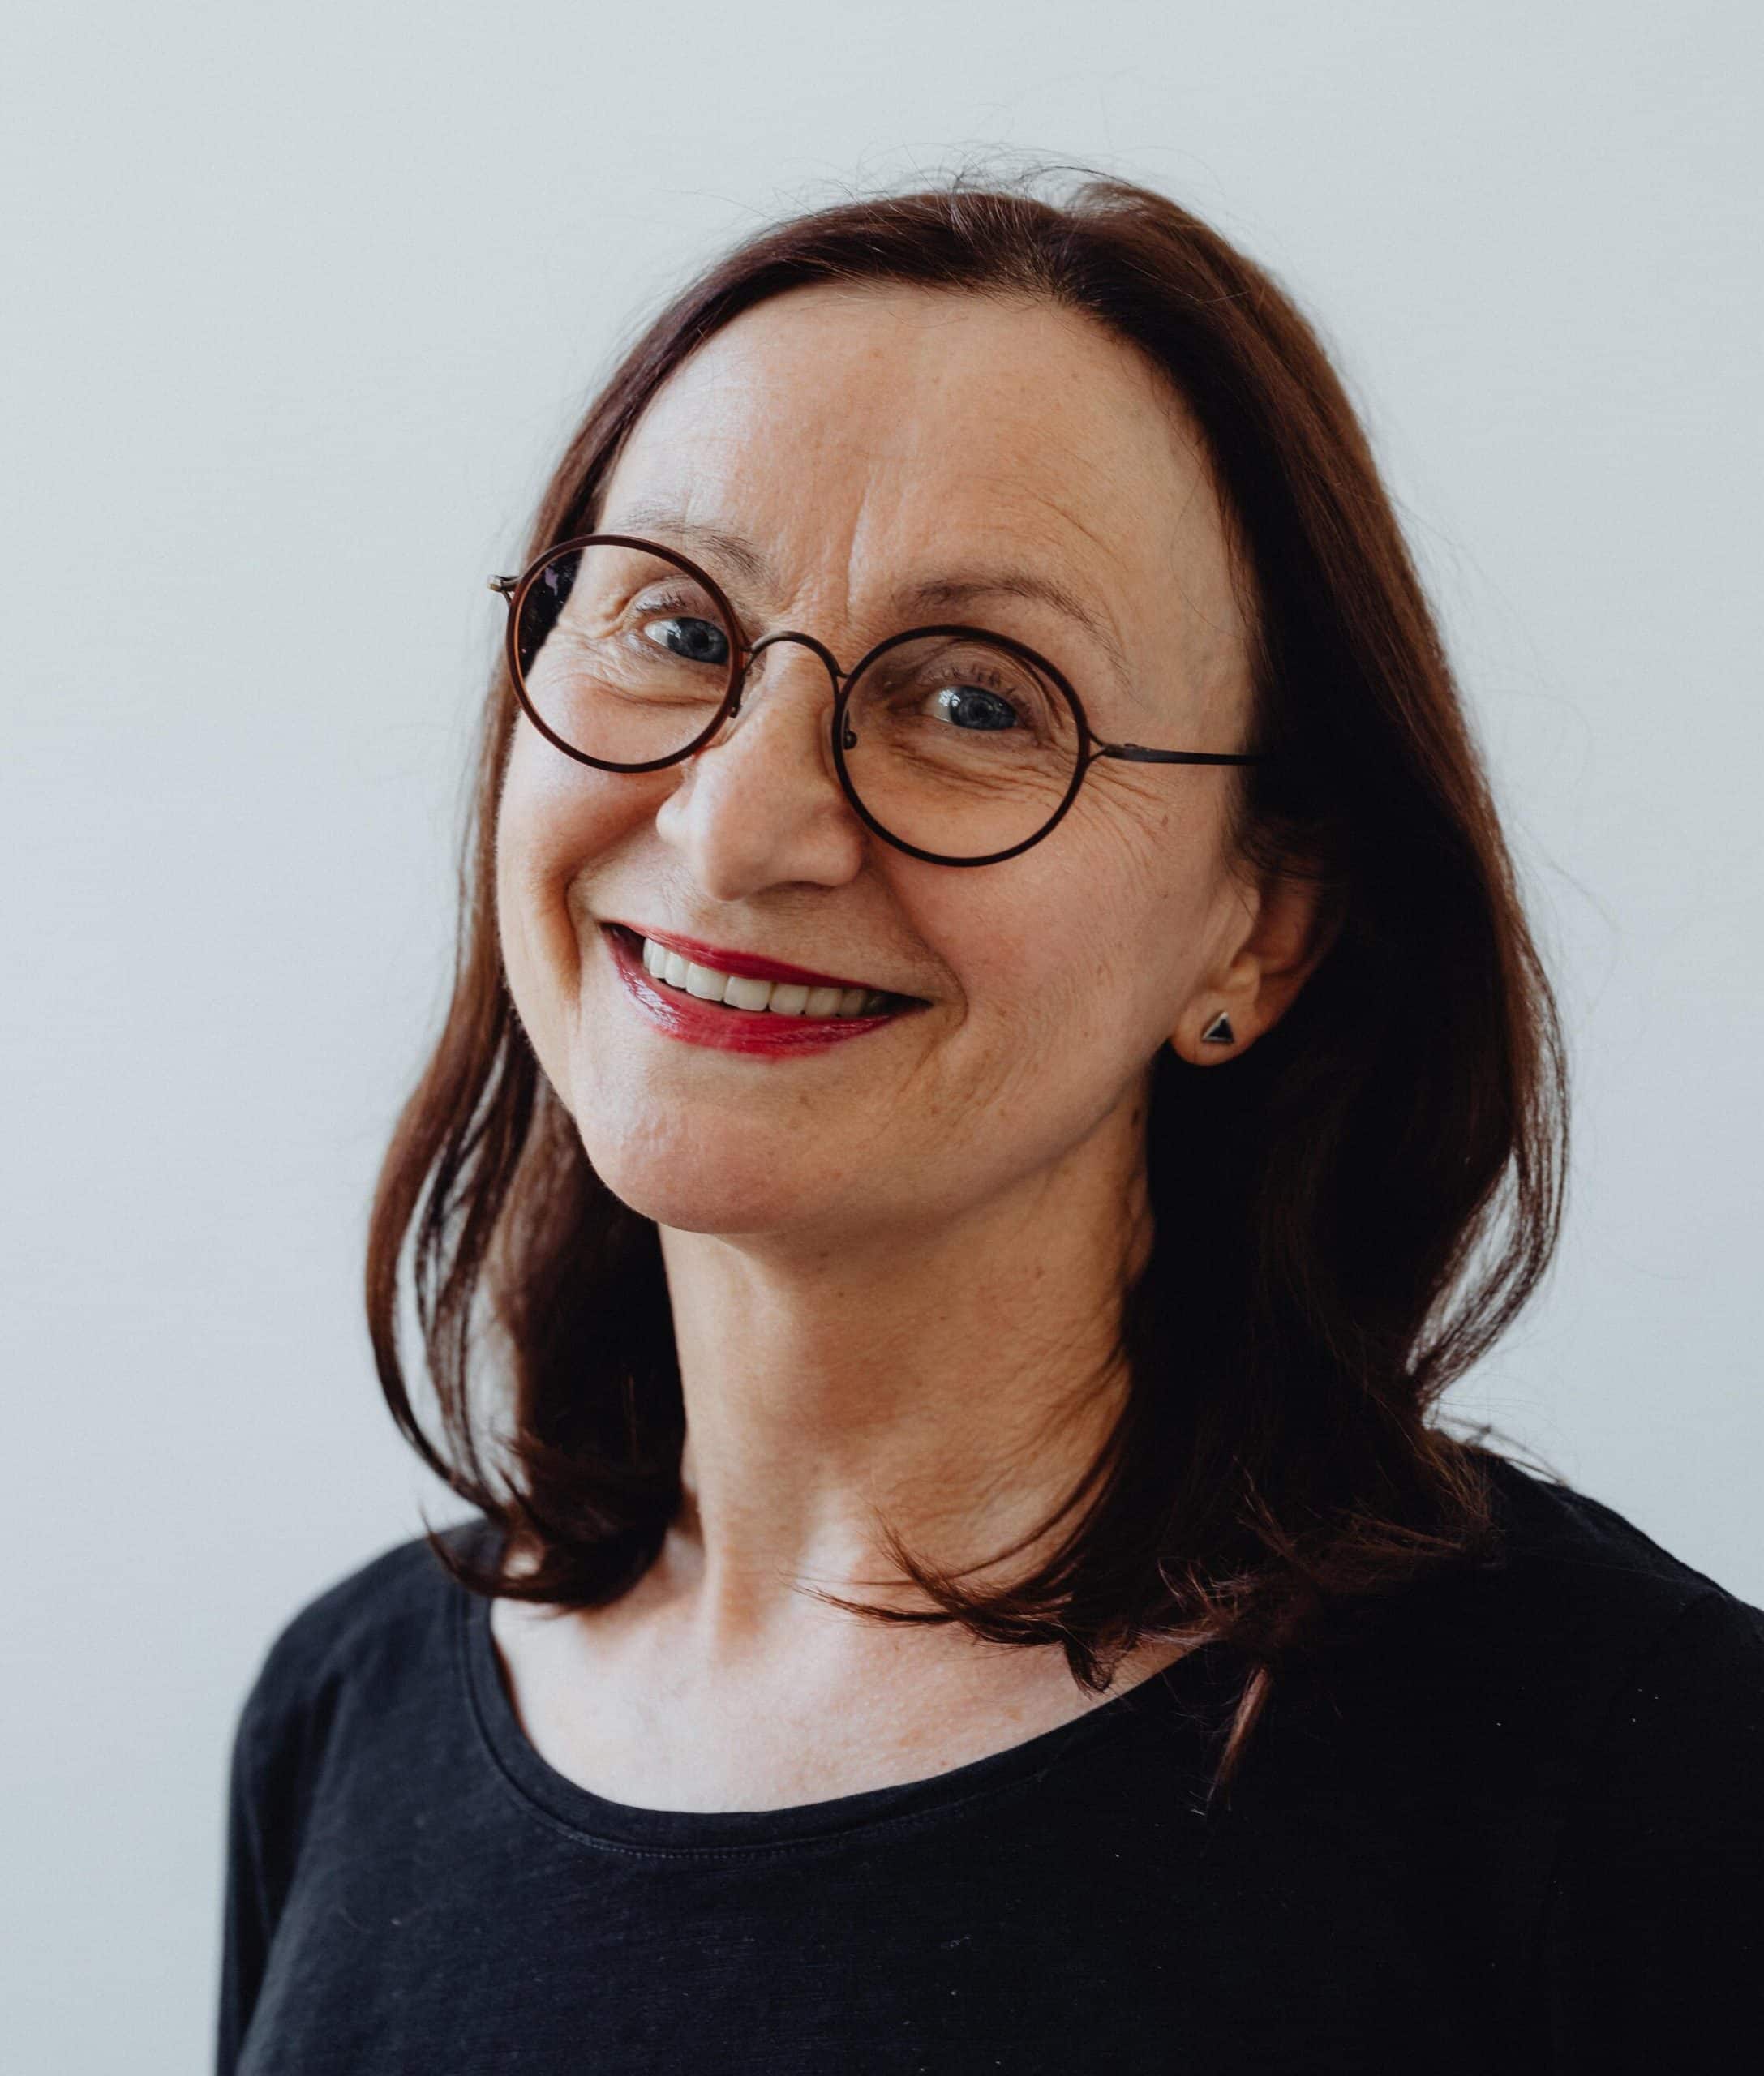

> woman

[{"left": 217, "top": 174, "right": 1764, "bottom": 2073}]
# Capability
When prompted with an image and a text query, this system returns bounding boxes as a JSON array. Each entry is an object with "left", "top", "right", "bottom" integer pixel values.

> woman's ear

[{"left": 1169, "top": 866, "right": 1341, "bottom": 1065}]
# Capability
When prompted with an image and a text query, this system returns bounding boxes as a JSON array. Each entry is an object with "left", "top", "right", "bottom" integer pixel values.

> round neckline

[{"left": 453, "top": 1520, "right": 1219, "bottom": 1855}]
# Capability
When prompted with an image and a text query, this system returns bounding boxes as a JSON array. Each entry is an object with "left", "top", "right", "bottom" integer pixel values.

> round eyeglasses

[{"left": 490, "top": 534, "right": 1276, "bottom": 868}]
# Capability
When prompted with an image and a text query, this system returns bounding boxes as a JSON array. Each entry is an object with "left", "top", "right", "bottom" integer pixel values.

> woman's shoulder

[
  {"left": 1471, "top": 1446, "right": 1763, "bottom": 1655},
  {"left": 230, "top": 1513, "right": 491, "bottom": 1765},
  {"left": 1310, "top": 1447, "right": 1764, "bottom": 1778},
  {"left": 1488, "top": 1445, "right": 1763, "bottom": 1736},
  {"left": 1445, "top": 1455, "right": 1764, "bottom": 2052},
  {"left": 217, "top": 1516, "right": 500, "bottom": 2063}
]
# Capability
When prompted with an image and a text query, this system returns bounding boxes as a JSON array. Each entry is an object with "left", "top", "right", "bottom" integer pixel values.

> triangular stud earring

[{"left": 1201, "top": 1010, "right": 1236, "bottom": 1046}]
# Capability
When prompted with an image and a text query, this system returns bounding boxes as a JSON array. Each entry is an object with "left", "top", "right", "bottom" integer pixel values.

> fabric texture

[{"left": 215, "top": 1452, "right": 1764, "bottom": 2074}]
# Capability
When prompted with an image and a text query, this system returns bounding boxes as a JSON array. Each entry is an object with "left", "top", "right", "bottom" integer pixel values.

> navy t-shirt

[{"left": 216, "top": 1451, "right": 1764, "bottom": 2073}]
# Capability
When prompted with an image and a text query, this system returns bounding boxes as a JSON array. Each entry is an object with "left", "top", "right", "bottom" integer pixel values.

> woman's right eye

[{"left": 641, "top": 616, "right": 730, "bottom": 667}]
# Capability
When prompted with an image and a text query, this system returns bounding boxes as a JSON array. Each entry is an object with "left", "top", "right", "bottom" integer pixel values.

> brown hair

[{"left": 366, "top": 168, "right": 1569, "bottom": 1799}]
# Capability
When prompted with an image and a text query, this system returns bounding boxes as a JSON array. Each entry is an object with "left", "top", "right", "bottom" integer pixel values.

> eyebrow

[
  {"left": 603, "top": 504, "right": 1134, "bottom": 688},
  {"left": 904, "top": 572, "right": 1132, "bottom": 686},
  {"left": 610, "top": 508, "right": 775, "bottom": 592}
]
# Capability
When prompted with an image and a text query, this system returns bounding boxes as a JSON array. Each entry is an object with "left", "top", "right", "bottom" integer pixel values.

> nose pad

[
  {"left": 732, "top": 628, "right": 843, "bottom": 718},
  {"left": 714, "top": 630, "right": 850, "bottom": 760},
  {"left": 746, "top": 632, "right": 861, "bottom": 751},
  {"left": 745, "top": 627, "right": 845, "bottom": 683}
]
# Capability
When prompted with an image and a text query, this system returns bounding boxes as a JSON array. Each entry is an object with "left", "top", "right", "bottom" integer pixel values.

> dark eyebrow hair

[
  {"left": 600, "top": 504, "right": 1134, "bottom": 689},
  {"left": 607, "top": 506, "right": 776, "bottom": 592}
]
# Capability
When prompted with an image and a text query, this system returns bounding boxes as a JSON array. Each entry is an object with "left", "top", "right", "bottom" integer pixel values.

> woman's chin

[
  {"left": 580, "top": 1129, "right": 879, "bottom": 1237},
  {"left": 600, "top": 1174, "right": 855, "bottom": 1237}
]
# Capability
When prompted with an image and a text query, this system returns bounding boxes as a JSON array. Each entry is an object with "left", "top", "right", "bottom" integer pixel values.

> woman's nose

[{"left": 650, "top": 640, "right": 866, "bottom": 899}]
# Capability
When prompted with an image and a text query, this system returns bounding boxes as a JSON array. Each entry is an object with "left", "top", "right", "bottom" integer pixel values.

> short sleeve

[{"left": 1541, "top": 1586, "right": 1764, "bottom": 2071}]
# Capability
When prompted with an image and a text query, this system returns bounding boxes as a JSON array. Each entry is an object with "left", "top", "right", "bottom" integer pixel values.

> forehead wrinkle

[{"left": 594, "top": 491, "right": 1135, "bottom": 685}]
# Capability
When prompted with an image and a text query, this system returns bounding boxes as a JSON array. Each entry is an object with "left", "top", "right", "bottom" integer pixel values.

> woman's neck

[{"left": 653, "top": 1114, "right": 1153, "bottom": 1665}]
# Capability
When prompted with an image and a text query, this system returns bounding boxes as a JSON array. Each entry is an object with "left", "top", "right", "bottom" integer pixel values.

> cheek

[
  {"left": 495, "top": 740, "right": 668, "bottom": 1018},
  {"left": 934, "top": 826, "right": 1204, "bottom": 1066}
]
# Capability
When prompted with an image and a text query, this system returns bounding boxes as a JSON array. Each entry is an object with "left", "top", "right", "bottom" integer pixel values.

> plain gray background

[{"left": 4, "top": 2, "right": 1759, "bottom": 2067}]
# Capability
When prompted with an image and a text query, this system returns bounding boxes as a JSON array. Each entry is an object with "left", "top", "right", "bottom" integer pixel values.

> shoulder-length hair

[{"left": 366, "top": 169, "right": 1568, "bottom": 1798}]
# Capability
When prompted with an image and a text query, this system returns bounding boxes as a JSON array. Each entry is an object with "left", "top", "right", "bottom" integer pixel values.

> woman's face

[{"left": 496, "top": 284, "right": 1268, "bottom": 1241}]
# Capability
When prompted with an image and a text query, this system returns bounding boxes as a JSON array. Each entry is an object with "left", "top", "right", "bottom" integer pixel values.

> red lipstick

[{"left": 602, "top": 924, "right": 916, "bottom": 1057}]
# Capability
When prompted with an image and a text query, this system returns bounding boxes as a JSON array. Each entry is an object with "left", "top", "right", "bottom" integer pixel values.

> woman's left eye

[
  {"left": 643, "top": 616, "right": 730, "bottom": 667},
  {"left": 931, "top": 684, "right": 1020, "bottom": 731}
]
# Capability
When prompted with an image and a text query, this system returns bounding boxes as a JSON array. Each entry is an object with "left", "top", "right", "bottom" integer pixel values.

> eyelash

[{"left": 951, "top": 663, "right": 1024, "bottom": 699}]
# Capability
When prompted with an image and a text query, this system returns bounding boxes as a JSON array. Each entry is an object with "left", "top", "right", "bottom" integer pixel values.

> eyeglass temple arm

[{"left": 1092, "top": 742, "right": 1276, "bottom": 765}]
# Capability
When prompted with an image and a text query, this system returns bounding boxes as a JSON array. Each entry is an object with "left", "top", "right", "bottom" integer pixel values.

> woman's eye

[
  {"left": 931, "top": 684, "right": 1019, "bottom": 731},
  {"left": 643, "top": 616, "right": 730, "bottom": 667}
]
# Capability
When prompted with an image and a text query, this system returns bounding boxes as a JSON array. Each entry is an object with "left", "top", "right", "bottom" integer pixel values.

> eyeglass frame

[{"left": 490, "top": 532, "right": 1277, "bottom": 869}]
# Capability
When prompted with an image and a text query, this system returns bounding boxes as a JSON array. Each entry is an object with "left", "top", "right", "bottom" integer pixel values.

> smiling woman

[{"left": 216, "top": 171, "right": 1764, "bottom": 2074}]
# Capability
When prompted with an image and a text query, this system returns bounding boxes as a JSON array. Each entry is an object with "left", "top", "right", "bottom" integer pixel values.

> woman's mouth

[{"left": 601, "top": 924, "right": 925, "bottom": 1055}]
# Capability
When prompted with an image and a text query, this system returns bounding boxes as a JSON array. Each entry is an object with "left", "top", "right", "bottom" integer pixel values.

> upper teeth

[{"left": 641, "top": 937, "right": 887, "bottom": 1018}]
